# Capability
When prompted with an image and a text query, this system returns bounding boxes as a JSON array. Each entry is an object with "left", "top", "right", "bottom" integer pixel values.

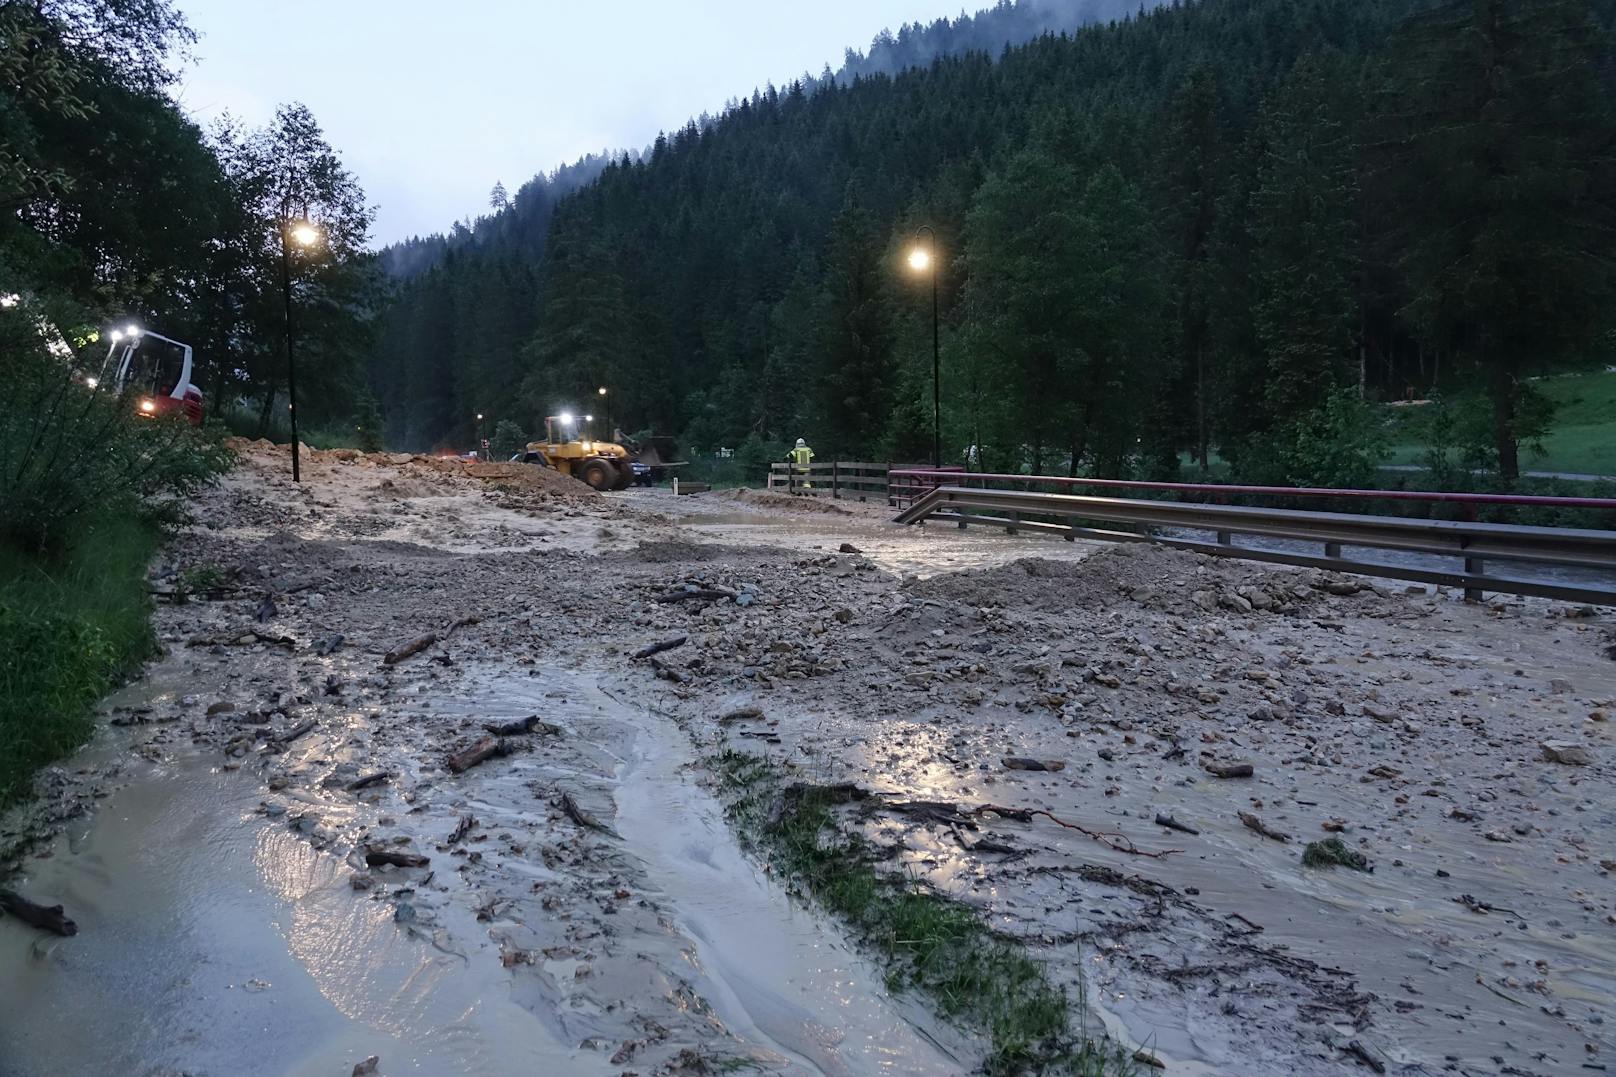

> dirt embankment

[{"left": 1, "top": 445, "right": 1612, "bottom": 1077}]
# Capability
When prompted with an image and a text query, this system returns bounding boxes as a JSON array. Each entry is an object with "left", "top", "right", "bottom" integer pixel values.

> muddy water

[
  {"left": 0, "top": 760, "right": 578, "bottom": 1077},
  {"left": 453, "top": 671, "right": 970, "bottom": 1075},
  {"left": 674, "top": 508, "right": 1102, "bottom": 579},
  {"left": 0, "top": 666, "right": 967, "bottom": 1077}
]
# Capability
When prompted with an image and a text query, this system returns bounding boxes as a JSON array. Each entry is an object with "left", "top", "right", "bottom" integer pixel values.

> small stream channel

[{"left": 0, "top": 666, "right": 966, "bottom": 1076}]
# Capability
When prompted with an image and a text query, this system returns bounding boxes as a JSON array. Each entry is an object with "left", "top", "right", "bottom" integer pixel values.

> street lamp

[
  {"left": 475, "top": 413, "right": 485, "bottom": 460},
  {"left": 908, "top": 226, "right": 941, "bottom": 468},
  {"left": 281, "top": 217, "right": 323, "bottom": 483},
  {"left": 597, "top": 386, "right": 609, "bottom": 438}
]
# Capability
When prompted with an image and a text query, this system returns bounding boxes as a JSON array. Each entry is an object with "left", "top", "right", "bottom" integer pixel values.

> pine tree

[{"left": 1377, "top": 0, "right": 1616, "bottom": 480}]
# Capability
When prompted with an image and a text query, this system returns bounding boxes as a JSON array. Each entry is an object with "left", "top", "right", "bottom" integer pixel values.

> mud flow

[{"left": 2, "top": 443, "right": 1612, "bottom": 1076}]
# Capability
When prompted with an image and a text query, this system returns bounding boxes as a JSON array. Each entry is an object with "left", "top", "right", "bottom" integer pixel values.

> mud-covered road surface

[{"left": 2, "top": 442, "right": 1612, "bottom": 1077}]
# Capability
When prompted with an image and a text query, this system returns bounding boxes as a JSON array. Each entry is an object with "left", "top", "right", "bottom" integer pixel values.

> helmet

[{"left": 795, "top": 438, "right": 806, "bottom": 447}]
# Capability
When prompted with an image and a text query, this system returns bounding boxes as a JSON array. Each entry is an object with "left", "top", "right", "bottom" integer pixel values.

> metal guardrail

[
  {"left": 895, "top": 485, "right": 1616, "bottom": 606},
  {"left": 766, "top": 461, "right": 961, "bottom": 500},
  {"left": 887, "top": 469, "right": 1616, "bottom": 513}
]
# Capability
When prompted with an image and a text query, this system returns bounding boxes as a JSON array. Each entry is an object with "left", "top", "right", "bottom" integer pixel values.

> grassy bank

[
  {"left": 715, "top": 752, "right": 1135, "bottom": 1076},
  {"left": 1386, "top": 370, "right": 1616, "bottom": 477},
  {"left": 0, "top": 512, "right": 162, "bottom": 807}
]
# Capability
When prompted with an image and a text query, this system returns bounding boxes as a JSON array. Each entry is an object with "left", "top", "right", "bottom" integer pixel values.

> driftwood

[
  {"left": 346, "top": 771, "right": 392, "bottom": 791},
  {"left": 446, "top": 736, "right": 513, "bottom": 774},
  {"left": 1239, "top": 811, "right": 1291, "bottom": 843},
  {"left": 649, "top": 657, "right": 687, "bottom": 683},
  {"left": 976, "top": 803, "right": 1179, "bottom": 858},
  {"left": 0, "top": 889, "right": 77, "bottom": 936},
  {"left": 482, "top": 715, "right": 560, "bottom": 736},
  {"left": 1205, "top": 761, "right": 1254, "bottom": 779},
  {"left": 383, "top": 632, "right": 439, "bottom": 665},
  {"left": 632, "top": 635, "right": 687, "bottom": 660},
  {"left": 1002, "top": 756, "right": 1066, "bottom": 772},
  {"left": 275, "top": 719, "right": 317, "bottom": 746},
  {"left": 364, "top": 846, "right": 429, "bottom": 869},
  {"left": 447, "top": 814, "right": 477, "bottom": 845},
  {"left": 655, "top": 587, "right": 736, "bottom": 604},
  {"left": 560, "top": 791, "right": 614, "bottom": 835},
  {"left": 383, "top": 615, "right": 482, "bottom": 665},
  {"left": 314, "top": 633, "right": 345, "bottom": 656},
  {"left": 1154, "top": 813, "right": 1201, "bottom": 836}
]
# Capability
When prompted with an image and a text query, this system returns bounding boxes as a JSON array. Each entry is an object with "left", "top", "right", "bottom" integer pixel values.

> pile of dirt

[
  {"left": 458, "top": 460, "right": 597, "bottom": 498},
  {"left": 724, "top": 488, "right": 854, "bottom": 515},
  {"left": 907, "top": 543, "right": 1370, "bottom": 617}
]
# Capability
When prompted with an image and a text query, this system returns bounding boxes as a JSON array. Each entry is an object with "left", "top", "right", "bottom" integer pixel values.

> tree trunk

[
  {"left": 1196, "top": 344, "right": 1209, "bottom": 475},
  {"left": 1487, "top": 337, "right": 1519, "bottom": 484},
  {"left": 257, "top": 387, "right": 276, "bottom": 439}
]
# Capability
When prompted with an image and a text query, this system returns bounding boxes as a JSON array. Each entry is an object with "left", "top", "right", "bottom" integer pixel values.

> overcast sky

[{"left": 174, "top": 0, "right": 955, "bottom": 245}]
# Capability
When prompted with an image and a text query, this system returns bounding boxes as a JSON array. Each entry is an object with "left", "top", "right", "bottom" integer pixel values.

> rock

[
  {"left": 1205, "top": 760, "right": 1254, "bottom": 779},
  {"left": 1096, "top": 747, "right": 1117, "bottom": 762},
  {"left": 1541, "top": 741, "right": 1593, "bottom": 766},
  {"left": 305, "top": 592, "right": 327, "bottom": 610},
  {"left": 1590, "top": 710, "right": 1608, "bottom": 723},
  {"left": 206, "top": 700, "right": 235, "bottom": 715},
  {"left": 1484, "top": 830, "right": 1513, "bottom": 843},
  {"left": 1363, "top": 703, "right": 1398, "bottom": 723},
  {"left": 838, "top": 543, "right": 863, "bottom": 554},
  {"left": 1002, "top": 756, "right": 1065, "bottom": 772},
  {"left": 353, "top": 1056, "right": 380, "bottom": 1076},
  {"left": 1191, "top": 590, "right": 1217, "bottom": 613},
  {"left": 833, "top": 608, "right": 853, "bottom": 624}
]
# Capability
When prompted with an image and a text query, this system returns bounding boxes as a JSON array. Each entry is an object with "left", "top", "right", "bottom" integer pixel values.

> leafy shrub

[
  {"left": 490, "top": 419, "right": 527, "bottom": 460},
  {"left": 0, "top": 354, "right": 233, "bottom": 555}
]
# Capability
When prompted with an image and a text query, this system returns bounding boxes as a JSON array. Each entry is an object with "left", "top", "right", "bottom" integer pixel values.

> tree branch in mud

[
  {"left": 382, "top": 615, "right": 481, "bottom": 665},
  {"left": 482, "top": 715, "right": 561, "bottom": 736},
  {"left": 973, "top": 804, "right": 1181, "bottom": 859},
  {"left": 445, "top": 736, "right": 514, "bottom": 773},
  {"left": 632, "top": 635, "right": 687, "bottom": 660},
  {"left": 0, "top": 889, "right": 77, "bottom": 936},
  {"left": 363, "top": 847, "right": 429, "bottom": 868},
  {"left": 559, "top": 791, "right": 616, "bottom": 836}
]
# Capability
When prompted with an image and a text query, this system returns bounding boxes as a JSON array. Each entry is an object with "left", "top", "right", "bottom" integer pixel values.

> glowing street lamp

[
  {"left": 281, "top": 218, "right": 324, "bottom": 483},
  {"left": 908, "top": 225, "right": 941, "bottom": 468}
]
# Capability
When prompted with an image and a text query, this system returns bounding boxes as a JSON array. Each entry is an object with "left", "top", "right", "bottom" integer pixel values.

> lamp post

[
  {"left": 908, "top": 226, "right": 941, "bottom": 469},
  {"left": 597, "top": 386, "right": 609, "bottom": 439},
  {"left": 281, "top": 219, "right": 322, "bottom": 482},
  {"left": 476, "top": 412, "right": 485, "bottom": 459}
]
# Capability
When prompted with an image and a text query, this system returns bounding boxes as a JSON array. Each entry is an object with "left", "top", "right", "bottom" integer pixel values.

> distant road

[{"left": 1380, "top": 464, "right": 1615, "bottom": 483}]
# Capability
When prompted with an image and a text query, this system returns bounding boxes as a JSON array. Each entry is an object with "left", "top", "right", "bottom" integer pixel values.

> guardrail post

[
  {"left": 1324, "top": 541, "right": 1342, "bottom": 561},
  {"left": 1463, "top": 555, "right": 1484, "bottom": 603},
  {"left": 1216, "top": 530, "right": 1233, "bottom": 547},
  {"left": 1006, "top": 512, "right": 1019, "bottom": 535},
  {"left": 1065, "top": 516, "right": 1078, "bottom": 542},
  {"left": 832, "top": 461, "right": 840, "bottom": 500}
]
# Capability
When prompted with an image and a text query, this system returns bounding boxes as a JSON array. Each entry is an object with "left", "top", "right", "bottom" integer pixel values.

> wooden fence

[{"left": 765, "top": 461, "right": 892, "bottom": 501}]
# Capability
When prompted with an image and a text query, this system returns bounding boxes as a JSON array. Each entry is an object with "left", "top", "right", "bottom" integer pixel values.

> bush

[
  {"left": 0, "top": 512, "right": 161, "bottom": 806},
  {"left": 490, "top": 420, "right": 527, "bottom": 460},
  {"left": 0, "top": 355, "right": 233, "bottom": 554}
]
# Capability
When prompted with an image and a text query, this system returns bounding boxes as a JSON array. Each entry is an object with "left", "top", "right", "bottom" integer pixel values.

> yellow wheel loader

[{"left": 520, "top": 413, "right": 635, "bottom": 491}]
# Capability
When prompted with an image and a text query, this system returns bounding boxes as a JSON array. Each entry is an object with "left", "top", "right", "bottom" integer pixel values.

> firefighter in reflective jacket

[{"left": 788, "top": 438, "right": 814, "bottom": 491}]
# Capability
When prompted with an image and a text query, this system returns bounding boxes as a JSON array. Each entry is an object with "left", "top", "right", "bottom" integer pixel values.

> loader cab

[{"left": 97, "top": 327, "right": 203, "bottom": 426}]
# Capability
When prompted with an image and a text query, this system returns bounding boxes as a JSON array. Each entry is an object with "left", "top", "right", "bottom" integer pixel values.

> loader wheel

[
  {"left": 610, "top": 462, "right": 634, "bottom": 491},
  {"left": 579, "top": 458, "right": 615, "bottom": 491}
]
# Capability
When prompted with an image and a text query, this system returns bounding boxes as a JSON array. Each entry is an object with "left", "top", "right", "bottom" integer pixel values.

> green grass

[
  {"left": 715, "top": 752, "right": 1136, "bottom": 1076},
  {"left": 0, "top": 512, "right": 162, "bottom": 807},
  {"left": 1386, "top": 370, "right": 1616, "bottom": 477}
]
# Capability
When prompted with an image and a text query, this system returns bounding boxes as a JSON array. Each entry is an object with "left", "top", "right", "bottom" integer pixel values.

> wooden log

[
  {"left": 0, "top": 889, "right": 77, "bottom": 936},
  {"left": 445, "top": 735, "right": 513, "bottom": 774},
  {"left": 346, "top": 772, "right": 392, "bottom": 791},
  {"left": 363, "top": 846, "right": 429, "bottom": 868},
  {"left": 632, "top": 635, "right": 687, "bottom": 660},
  {"left": 482, "top": 715, "right": 560, "bottom": 736},
  {"left": 654, "top": 588, "right": 735, "bottom": 604},
  {"left": 560, "top": 791, "right": 614, "bottom": 835},
  {"left": 383, "top": 631, "right": 440, "bottom": 665}
]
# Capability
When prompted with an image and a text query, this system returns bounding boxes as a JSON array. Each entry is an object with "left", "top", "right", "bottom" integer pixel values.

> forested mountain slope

[{"left": 373, "top": 0, "right": 1616, "bottom": 485}]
